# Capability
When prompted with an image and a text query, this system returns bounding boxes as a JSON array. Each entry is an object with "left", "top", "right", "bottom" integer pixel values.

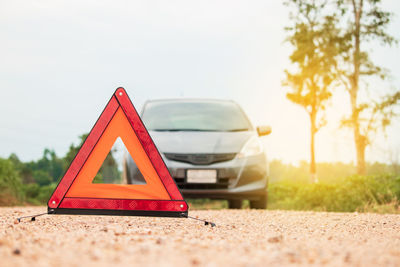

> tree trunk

[
  {"left": 355, "top": 135, "right": 366, "bottom": 174},
  {"left": 309, "top": 111, "right": 318, "bottom": 183},
  {"left": 349, "top": 87, "right": 367, "bottom": 174}
]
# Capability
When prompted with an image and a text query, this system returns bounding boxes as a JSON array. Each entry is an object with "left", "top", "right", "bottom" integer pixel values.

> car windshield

[{"left": 142, "top": 101, "right": 253, "bottom": 132}]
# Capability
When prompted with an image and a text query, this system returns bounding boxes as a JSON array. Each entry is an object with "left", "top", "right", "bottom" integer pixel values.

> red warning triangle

[{"left": 48, "top": 87, "right": 188, "bottom": 217}]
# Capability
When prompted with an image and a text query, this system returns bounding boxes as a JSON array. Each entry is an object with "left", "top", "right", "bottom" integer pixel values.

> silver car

[{"left": 124, "top": 99, "right": 271, "bottom": 209}]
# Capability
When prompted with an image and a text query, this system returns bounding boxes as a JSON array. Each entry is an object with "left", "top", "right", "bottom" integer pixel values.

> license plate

[{"left": 187, "top": 170, "right": 217, "bottom": 183}]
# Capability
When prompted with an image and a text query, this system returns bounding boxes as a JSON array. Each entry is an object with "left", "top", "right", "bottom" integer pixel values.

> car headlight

[{"left": 236, "top": 136, "right": 263, "bottom": 158}]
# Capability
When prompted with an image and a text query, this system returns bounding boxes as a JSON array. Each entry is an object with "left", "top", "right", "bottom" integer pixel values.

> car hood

[{"left": 148, "top": 131, "right": 255, "bottom": 154}]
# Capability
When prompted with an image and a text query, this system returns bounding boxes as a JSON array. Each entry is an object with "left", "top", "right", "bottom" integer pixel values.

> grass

[
  {"left": 268, "top": 175, "right": 400, "bottom": 213},
  {"left": 188, "top": 175, "right": 400, "bottom": 213}
]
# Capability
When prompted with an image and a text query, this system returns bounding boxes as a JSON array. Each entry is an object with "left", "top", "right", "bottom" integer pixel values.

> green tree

[
  {"left": 10, "top": 149, "right": 64, "bottom": 184},
  {"left": 283, "top": 0, "right": 341, "bottom": 182},
  {"left": 335, "top": 0, "right": 399, "bottom": 174},
  {"left": 0, "top": 158, "right": 24, "bottom": 205},
  {"left": 33, "top": 170, "right": 52, "bottom": 186},
  {"left": 41, "top": 149, "right": 64, "bottom": 182},
  {"left": 8, "top": 153, "right": 35, "bottom": 184}
]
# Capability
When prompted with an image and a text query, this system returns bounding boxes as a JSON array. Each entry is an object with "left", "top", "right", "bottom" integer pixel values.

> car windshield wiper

[
  {"left": 151, "top": 129, "right": 221, "bottom": 132},
  {"left": 152, "top": 128, "right": 250, "bottom": 132},
  {"left": 226, "top": 128, "right": 249, "bottom": 132}
]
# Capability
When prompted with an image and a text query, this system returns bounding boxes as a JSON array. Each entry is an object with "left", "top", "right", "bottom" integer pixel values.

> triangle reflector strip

[{"left": 48, "top": 87, "right": 188, "bottom": 218}]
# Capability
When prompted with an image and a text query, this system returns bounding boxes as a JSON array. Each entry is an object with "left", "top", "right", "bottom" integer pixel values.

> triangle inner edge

[{"left": 92, "top": 137, "right": 147, "bottom": 185}]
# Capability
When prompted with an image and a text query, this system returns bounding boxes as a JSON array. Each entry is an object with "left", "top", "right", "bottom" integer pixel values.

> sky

[{"left": 1, "top": 0, "right": 399, "bottom": 164}]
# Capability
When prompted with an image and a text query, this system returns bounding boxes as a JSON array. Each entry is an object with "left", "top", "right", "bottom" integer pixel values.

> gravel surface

[{"left": 1, "top": 207, "right": 400, "bottom": 267}]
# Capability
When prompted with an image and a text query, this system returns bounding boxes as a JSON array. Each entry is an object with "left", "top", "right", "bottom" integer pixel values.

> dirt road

[{"left": 1, "top": 207, "right": 399, "bottom": 267}]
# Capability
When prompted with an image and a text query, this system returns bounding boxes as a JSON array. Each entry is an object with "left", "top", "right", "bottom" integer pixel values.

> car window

[{"left": 142, "top": 101, "right": 253, "bottom": 132}]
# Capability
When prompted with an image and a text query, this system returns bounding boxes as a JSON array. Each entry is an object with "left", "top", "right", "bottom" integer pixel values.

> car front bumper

[{"left": 165, "top": 153, "right": 269, "bottom": 200}]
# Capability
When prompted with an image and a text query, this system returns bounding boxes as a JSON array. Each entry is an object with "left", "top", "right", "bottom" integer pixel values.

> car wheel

[
  {"left": 228, "top": 199, "right": 242, "bottom": 209},
  {"left": 249, "top": 193, "right": 267, "bottom": 209}
]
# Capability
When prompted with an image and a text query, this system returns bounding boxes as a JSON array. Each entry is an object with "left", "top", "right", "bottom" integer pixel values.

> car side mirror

[{"left": 256, "top": 126, "right": 271, "bottom": 137}]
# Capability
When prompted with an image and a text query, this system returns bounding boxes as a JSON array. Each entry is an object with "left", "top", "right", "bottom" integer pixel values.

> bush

[
  {"left": 268, "top": 175, "right": 400, "bottom": 213},
  {"left": 37, "top": 184, "right": 56, "bottom": 203},
  {"left": 33, "top": 170, "right": 53, "bottom": 186},
  {"left": 23, "top": 183, "right": 56, "bottom": 205},
  {"left": 0, "top": 158, "right": 24, "bottom": 205}
]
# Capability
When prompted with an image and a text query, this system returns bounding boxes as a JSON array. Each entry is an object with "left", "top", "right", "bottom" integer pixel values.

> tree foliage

[
  {"left": 0, "top": 158, "right": 24, "bottom": 205},
  {"left": 284, "top": 0, "right": 399, "bottom": 175},
  {"left": 284, "top": 0, "right": 341, "bottom": 180},
  {"left": 334, "top": 0, "right": 399, "bottom": 174}
]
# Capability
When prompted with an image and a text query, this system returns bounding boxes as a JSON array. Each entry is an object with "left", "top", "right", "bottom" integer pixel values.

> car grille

[
  {"left": 174, "top": 177, "right": 230, "bottom": 189},
  {"left": 164, "top": 153, "right": 237, "bottom": 165}
]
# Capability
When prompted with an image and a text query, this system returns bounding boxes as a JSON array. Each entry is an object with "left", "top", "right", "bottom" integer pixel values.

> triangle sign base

[
  {"left": 47, "top": 87, "right": 188, "bottom": 218},
  {"left": 50, "top": 207, "right": 187, "bottom": 218},
  {"left": 49, "top": 198, "right": 188, "bottom": 218}
]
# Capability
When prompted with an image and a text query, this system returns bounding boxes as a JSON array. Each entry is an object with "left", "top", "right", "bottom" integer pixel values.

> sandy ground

[{"left": 0, "top": 207, "right": 400, "bottom": 267}]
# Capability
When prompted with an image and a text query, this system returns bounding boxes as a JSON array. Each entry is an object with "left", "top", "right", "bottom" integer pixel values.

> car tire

[
  {"left": 249, "top": 193, "right": 267, "bottom": 209},
  {"left": 228, "top": 199, "right": 242, "bottom": 209}
]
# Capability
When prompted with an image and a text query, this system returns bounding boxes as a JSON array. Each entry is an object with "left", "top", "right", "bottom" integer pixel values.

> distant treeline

[{"left": 0, "top": 134, "right": 119, "bottom": 205}]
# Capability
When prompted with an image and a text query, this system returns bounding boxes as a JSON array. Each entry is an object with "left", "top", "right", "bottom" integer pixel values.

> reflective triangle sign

[{"left": 48, "top": 87, "right": 188, "bottom": 218}]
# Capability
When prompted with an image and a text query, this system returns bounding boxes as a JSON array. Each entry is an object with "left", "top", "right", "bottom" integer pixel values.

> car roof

[{"left": 144, "top": 98, "right": 238, "bottom": 105}]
